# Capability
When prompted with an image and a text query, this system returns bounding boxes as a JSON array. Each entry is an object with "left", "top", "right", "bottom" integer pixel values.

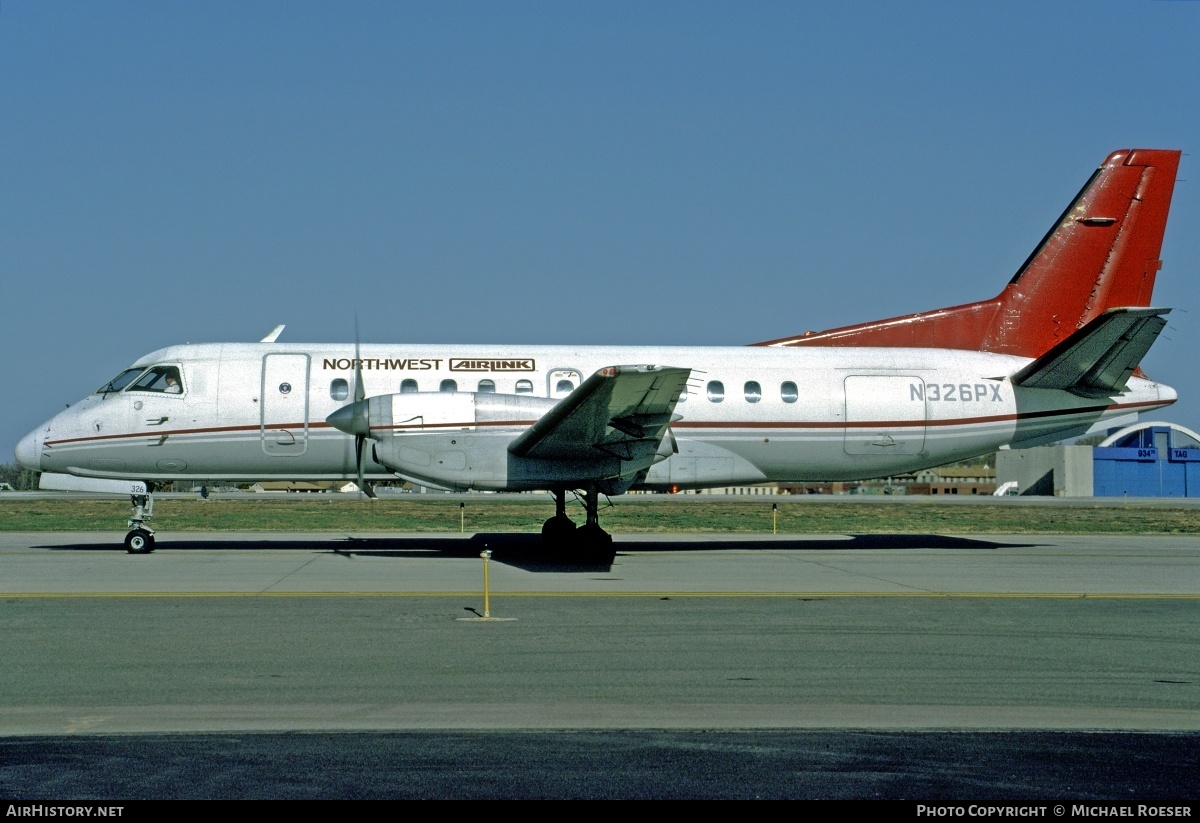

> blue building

[{"left": 1093, "top": 422, "right": 1200, "bottom": 498}]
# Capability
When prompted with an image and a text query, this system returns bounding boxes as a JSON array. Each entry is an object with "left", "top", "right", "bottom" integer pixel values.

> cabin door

[
  {"left": 844, "top": 375, "right": 926, "bottom": 455},
  {"left": 261, "top": 354, "right": 311, "bottom": 456},
  {"left": 548, "top": 368, "right": 584, "bottom": 399}
]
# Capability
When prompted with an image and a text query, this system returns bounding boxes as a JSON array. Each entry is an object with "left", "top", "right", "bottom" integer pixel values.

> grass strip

[{"left": 2, "top": 497, "right": 1198, "bottom": 534}]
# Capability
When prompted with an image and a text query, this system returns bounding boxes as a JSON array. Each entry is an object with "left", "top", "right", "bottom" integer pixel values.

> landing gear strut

[
  {"left": 124, "top": 485, "right": 156, "bottom": 554},
  {"left": 576, "top": 485, "right": 613, "bottom": 551}
]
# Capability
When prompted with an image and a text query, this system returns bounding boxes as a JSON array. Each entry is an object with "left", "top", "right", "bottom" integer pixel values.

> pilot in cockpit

[{"left": 126, "top": 365, "right": 183, "bottom": 394}]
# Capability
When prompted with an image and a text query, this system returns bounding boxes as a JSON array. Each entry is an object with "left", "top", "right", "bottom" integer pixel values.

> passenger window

[
  {"left": 129, "top": 365, "right": 183, "bottom": 394},
  {"left": 781, "top": 381, "right": 798, "bottom": 403},
  {"left": 556, "top": 379, "right": 575, "bottom": 395},
  {"left": 400, "top": 379, "right": 418, "bottom": 394},
  {"left": 330, "top": 378, "right": 349, "bottom": 401},
  {"left": 440, "top": 379, "right": 458, "bottom": 393},
  {"left": 744, "top": 381, "right": 762, "bottom": 403},
  {"left": 516, "top": 380, "right": 534, "bottom": 394},
  {"left": 707, "top": 381, "right": 724, "bottom": 402},
  {"left": 477, "top": 379, "right": 496, "bottom": 393}
]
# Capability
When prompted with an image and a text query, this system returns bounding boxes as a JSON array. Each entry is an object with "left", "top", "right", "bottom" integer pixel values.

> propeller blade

[
  {"left": 355, "top": 433, "right": 376, "bottom": 499},
  {"left": 354, "top": 315, "right": 365, "bottom": 403},
  {"left": 351, "top": 317, "right": 374, "bottom": 499}
]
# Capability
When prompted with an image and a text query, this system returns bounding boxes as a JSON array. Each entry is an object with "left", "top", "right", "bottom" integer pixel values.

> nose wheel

[
  {"left": 124, "top": 528, "right": 155, "bottom": 554},
  {"left": 124, "top": 489, "right": 157, "bottom": 554}
]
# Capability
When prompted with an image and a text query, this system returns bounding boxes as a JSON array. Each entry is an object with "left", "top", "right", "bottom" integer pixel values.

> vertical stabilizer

[{"left": 756, "top": 149, "right": 1181, "bottom": 358}]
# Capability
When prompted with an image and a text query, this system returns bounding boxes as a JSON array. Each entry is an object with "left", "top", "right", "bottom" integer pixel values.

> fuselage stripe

[{"left": 43, "top": 398, "right": 1164, "bottom": 448}]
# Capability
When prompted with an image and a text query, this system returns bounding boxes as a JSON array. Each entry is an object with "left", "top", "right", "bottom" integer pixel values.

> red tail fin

[{"left": 755, "top": 149, "right": 1181, "bottom": 358}]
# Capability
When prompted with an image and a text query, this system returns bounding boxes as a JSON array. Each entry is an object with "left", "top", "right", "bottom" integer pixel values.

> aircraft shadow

[{"left": 36, "top": 532, "right": 1032, "bottom": 573}]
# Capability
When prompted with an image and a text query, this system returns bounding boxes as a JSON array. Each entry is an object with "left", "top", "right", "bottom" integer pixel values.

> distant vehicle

[
  {"left": 15, "top": 149, "right": 1182, "bottom": 556},
  {"left": 993, "top": 481, "right": 1020, "bottom": 497}
]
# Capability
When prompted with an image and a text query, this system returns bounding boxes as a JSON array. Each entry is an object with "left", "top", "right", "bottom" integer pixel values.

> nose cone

[
  {"left": 326, "top": 401, "right": 370, "bottom": 437},
  {"left": 15, "top": 427, "right": 44, "bottom": 472}
]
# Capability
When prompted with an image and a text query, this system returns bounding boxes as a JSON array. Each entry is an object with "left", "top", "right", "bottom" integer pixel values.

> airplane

[{"left": 14, "top": 148, "right": 1183, "bottom": 559}]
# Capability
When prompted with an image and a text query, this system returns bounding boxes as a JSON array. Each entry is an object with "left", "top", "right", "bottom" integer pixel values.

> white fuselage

[{"left": 18, "top": 341, "right": 1174, "bottom": 490}]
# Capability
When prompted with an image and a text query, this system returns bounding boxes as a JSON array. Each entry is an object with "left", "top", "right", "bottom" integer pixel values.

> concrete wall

[{"left": 995, "top": 445, "right": 1094, "bottom": 497}]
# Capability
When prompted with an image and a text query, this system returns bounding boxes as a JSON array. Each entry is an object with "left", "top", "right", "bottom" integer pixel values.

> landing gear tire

[
  {"left": 575, "top": 522, "right": 615, "bottom": 565},
  {"left": 125, "top": 529, "right": 155, "bottom": 554},
  {"left": 541, "top": 514, "right": 578, "bottom": 545},
  {"left": 125, "top": 487, "right": 157, "bottom": 553}
]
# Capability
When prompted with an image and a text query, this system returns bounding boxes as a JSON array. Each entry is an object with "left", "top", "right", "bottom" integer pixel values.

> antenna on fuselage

[{"left": 260, "top": 325, "right": 286, "bottom": 343}]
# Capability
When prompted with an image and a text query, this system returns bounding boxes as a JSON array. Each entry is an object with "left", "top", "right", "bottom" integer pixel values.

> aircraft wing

[
  {"left": 508, "top": 365, "right": 690, "bottom": 462},
  {"left": 1011, "top": 307, "right": 1170, "bottom": 397}
]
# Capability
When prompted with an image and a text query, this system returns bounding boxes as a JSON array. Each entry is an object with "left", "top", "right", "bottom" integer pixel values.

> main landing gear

[
  {"left": 124, "top": 485, "right": 156, "bottom": 554},
  {"left": 541, "top": 486, "right": 615, "bottom": 564},
  {"left": 541, "top": 489, "right": 578, "bottom": 542}
]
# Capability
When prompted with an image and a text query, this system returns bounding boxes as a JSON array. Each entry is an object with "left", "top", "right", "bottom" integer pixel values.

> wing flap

[
  {"left": 1012, "top": 307, "right": 1169, "bottom": 397},
  {"left": 508, "top": 365, "right": 690, "bottom": 462}
]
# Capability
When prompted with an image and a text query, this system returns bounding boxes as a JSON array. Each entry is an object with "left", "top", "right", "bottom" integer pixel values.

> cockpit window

[
  {"left": 127, "top": 365, "right": 183, "bottom": 394},
  {"left": 94, "top": 368, "right": 145, "bottom": 395}
]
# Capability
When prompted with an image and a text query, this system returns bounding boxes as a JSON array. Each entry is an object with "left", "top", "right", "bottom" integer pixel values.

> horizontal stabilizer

[
  {"left": 508, "top": 365, "right": 690, "bottom": 461},
  {"left": 1011, "top": 307, "right": 1169, "bottom": 397}
]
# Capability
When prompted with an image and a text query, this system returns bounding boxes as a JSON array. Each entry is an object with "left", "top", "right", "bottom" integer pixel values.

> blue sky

[{"left": 3, "top": 1, "right": 1199, "bottom": 456}]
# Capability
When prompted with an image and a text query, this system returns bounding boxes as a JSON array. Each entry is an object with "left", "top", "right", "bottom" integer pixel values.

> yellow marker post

[
  {"left": 456, "top": 545, "right": 516, "bottom": 623},
  {"left": 480, "top": 548, "right": 492, "bottom": 618},
  {"left": 772, "top": 502, "right": 778, "bottom": 535},
  {"left": 460, "top": 501, "right": 465, "bottom": 534}
]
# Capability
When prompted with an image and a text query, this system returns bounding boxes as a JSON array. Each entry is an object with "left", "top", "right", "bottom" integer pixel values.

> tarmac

[{"left": 2, "top": 529, "right": 1197, "bottom": 799}]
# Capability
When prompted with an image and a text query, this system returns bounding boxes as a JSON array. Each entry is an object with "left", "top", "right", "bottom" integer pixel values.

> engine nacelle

[
  {"left": 360, "top": 391, "right": 558, "bottom": 490},
  {"left": 351, "top": 390, "right": 678, "bottom": 492},
  {"left": 356, "top": 390, "right": 558, "bottom": 436}
]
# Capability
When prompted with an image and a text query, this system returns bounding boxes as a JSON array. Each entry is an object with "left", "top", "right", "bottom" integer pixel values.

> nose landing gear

[{"left": 124, "top": 486, "right": 156, "bottom": 554}]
